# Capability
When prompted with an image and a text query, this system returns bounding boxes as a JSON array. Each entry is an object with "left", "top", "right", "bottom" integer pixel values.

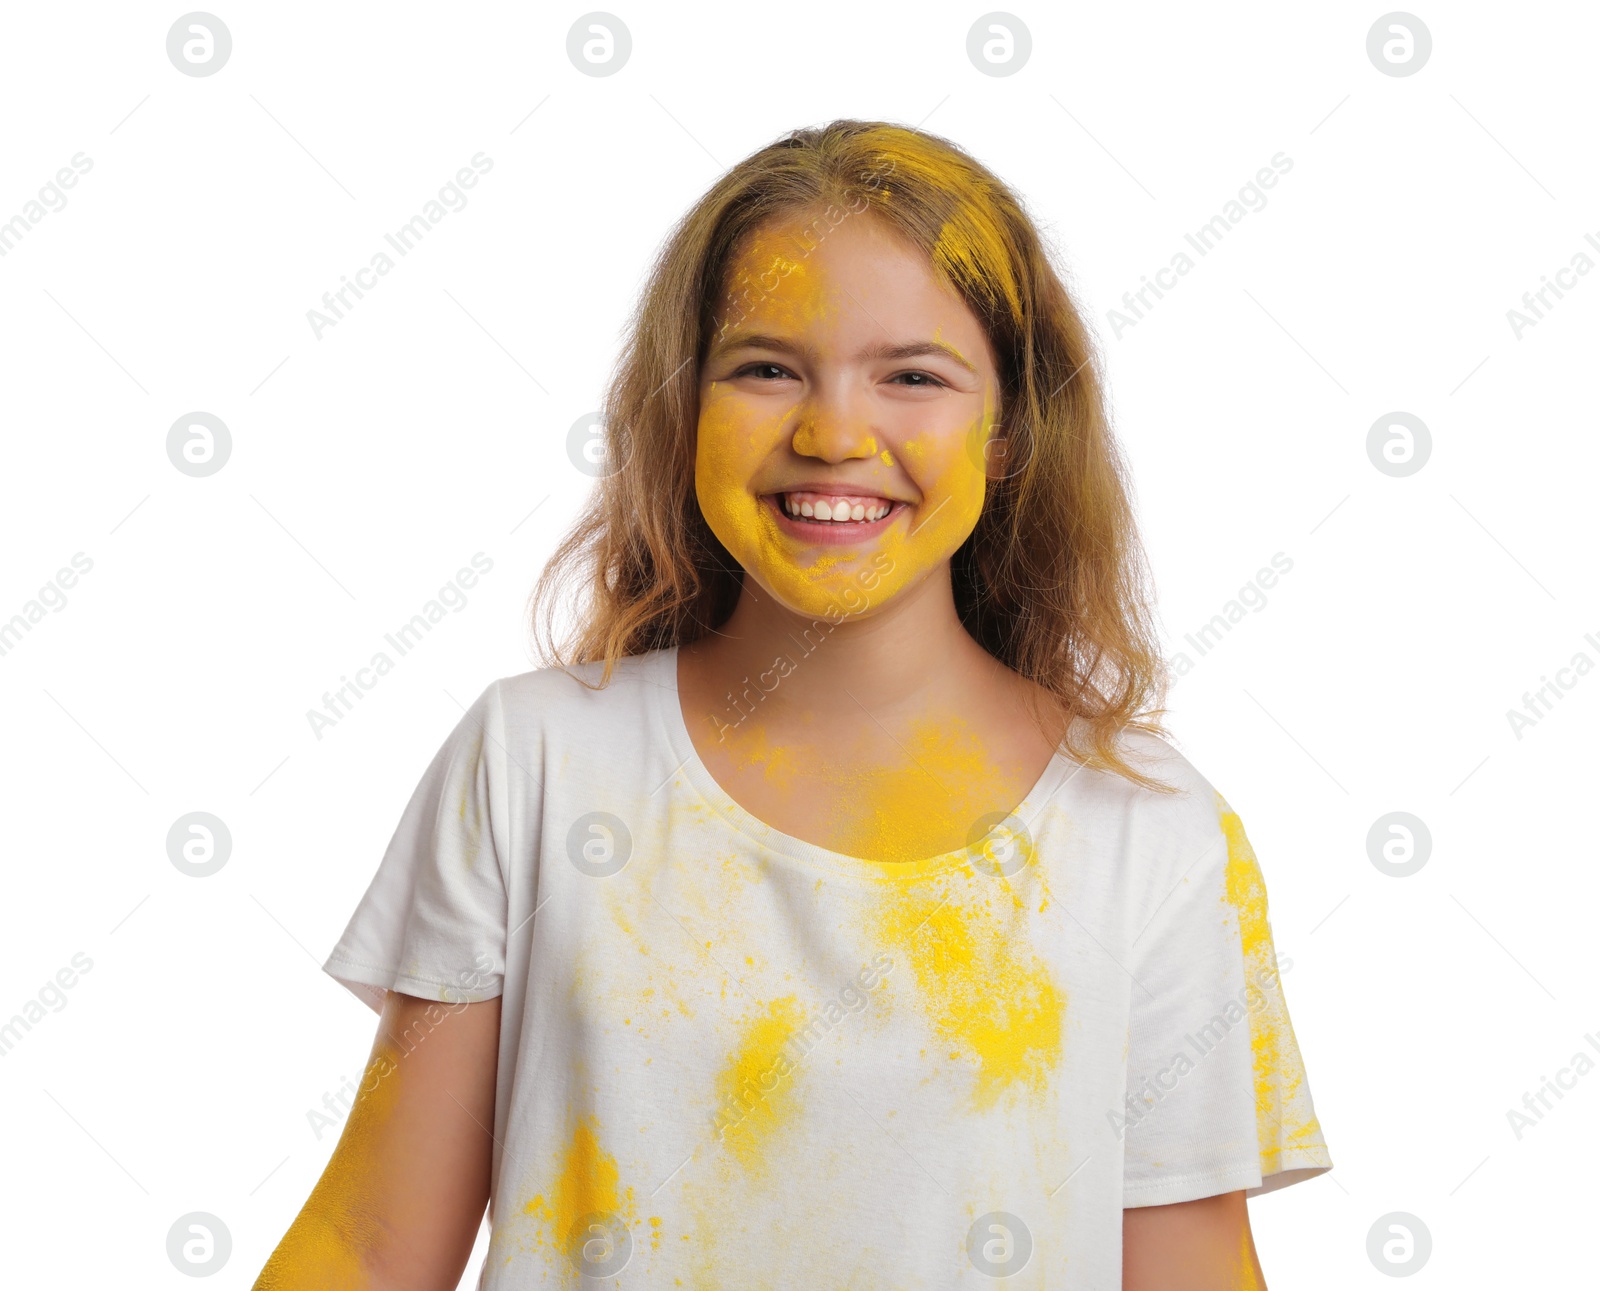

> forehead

[{"left": 717, "top": 209, "right": 988, "bottom": 351}]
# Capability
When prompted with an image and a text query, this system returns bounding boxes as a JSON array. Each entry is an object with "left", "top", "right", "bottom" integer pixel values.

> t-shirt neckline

[{"left": 647, "top": 642, "right": 1073, "bottom": 882}]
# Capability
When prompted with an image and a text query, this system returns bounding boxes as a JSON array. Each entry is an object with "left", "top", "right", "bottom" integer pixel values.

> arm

[
  {"left": 253, "top": 989, "right": 501, "bottom": 1290},
  {"left": 1123, "top": 1191, "right": 1266, "bottom": 1291}
]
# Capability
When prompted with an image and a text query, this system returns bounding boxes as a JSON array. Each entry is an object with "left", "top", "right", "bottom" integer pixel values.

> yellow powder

[
  {"left": 712, "top": 994, "right": 809, "bottom": 1169},
  {"left": 1233, "top": 1221, "right": 1265, "bottom": 1289},
  {"left": 932, "top": 212, "right": 1023, "bottom": 325},
  {"left": 725, "top": 718, "right": 808, "bottom": 793},
  {"left": 1216, "top": 791, "right": 1327, "bottom": 1170},
  {"left": 521, "top": 1113, "right": 636, "bottom": 1266},
  {"left": 721, "top": 707, "right": 1053, "bottom": 870},
  {"left": 694, "top": 217, "right": 996, "bottom": 622},
  {"left": 875, "top": 881, "right": 1064, "bottom": 1109},
  {"left": 252, "top": 1044, "right": 403, "bottom": 1289}
]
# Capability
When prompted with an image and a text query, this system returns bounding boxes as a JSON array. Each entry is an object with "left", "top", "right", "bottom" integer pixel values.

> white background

[{"left": 1, "top": 1, "right": 1594, "bottom": 1286}]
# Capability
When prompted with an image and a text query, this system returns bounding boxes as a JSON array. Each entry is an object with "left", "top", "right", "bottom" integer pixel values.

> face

[{"left": 695, "top": 209, "right": 1004, "bottom": 621}]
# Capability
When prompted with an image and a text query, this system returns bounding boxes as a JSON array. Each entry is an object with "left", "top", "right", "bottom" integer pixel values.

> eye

[
  {"left": 890, "top": 371, "right": 948, "bottom": 389},
  {"left": 732, "top": 361, "right": 795, "bottom": 381}
]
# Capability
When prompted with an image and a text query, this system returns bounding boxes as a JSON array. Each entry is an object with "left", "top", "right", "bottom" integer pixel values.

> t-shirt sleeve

[
  {"left": 1119, "top": 786, "right": 1332, "bottom": 1207},
  {"left": 321, "top": 680, "right": 509, "bottom": 1014}
]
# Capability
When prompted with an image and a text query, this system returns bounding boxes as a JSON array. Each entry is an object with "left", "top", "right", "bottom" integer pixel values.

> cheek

[
  {"left": 894, "top": 443, "right": 986, "bottom": 558},
  {"left": 906, "top": 401, "right": 993, "bottom": 541},
  {"left": 694, "top": 402, "right": 770, "bottom": 549},
  {"left": 862, "top": 402, "right": 993, "bottom": 598},
  {"left": 690, "top": 386, "right": 995, "bottom": 619}
]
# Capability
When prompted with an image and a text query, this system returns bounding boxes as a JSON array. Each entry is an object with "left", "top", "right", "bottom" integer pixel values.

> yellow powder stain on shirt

[
  {"left": 685, "top": 697, "right": 1067, "bottom": 1115},
  {"left": 521, "top": 1112, "right": 637, "bottom": 1272},
  {"left": 874, "top": 879, "right": 1064, "bottom": 1109},
  {"left": 711, "top": 994, "right": 809, "bottom": 1169},
  {"left": 597, "top": 844, "right": 756, "bottom": 1027},
  {"left": 252, "top": 1044, "right": 403, "bottom": 1289},
  {"left": 1216, "top": 791, "right": 1328, "bottom": 1172}
]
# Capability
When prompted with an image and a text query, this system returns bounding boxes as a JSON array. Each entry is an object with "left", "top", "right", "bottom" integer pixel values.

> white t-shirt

[{"left": 323, "top": 644, "right": 1332, "bottom": 1288}]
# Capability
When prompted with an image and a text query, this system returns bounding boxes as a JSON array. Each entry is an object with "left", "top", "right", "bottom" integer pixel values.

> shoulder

[
  {"left": 491, "top": 648, "right": 667, "bottom": 721},
  {"left": 1064, "top": 724, "right": 1242, "bottom": 920},
  {"left": 471, "top": 649, "right": 672, "bottom": 775},
  {"left": 1072, "top": 722, "right": 1227, "bottom": 831}
]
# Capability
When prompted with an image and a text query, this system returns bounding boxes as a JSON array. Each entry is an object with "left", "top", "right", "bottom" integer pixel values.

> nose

[{"left": 790, "top": 386, "right": 878, "bottom": 463}]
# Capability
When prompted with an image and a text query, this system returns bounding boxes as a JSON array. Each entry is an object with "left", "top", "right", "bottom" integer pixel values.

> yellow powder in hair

[{"left": 933, "top": 212, "right": 1023, "bottom": 325}]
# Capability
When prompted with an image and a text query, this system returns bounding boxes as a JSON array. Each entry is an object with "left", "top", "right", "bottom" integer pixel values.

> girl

[{"left": 256, "top": 119, "right": 1331, "bottom": 1290}]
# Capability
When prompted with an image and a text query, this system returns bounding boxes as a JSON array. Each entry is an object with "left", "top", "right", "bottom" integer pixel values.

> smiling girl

[{"left": 257, "top": 119, "right": 1331, "bottom": 1290}]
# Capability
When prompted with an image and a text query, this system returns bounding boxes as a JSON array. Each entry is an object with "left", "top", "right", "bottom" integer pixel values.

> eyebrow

[{"left": 708, "top": 332, "right": 977, "bottom": 374}]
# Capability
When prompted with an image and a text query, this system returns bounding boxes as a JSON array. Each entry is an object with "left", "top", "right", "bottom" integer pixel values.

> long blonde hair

[{"left": 527, "top": 119, "right": 1176, "bottom": 791}]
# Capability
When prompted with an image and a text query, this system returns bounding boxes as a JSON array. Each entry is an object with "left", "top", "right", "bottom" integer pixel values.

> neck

[{"left": 683, "top": 564, "right": 1003, "bottom": 732}]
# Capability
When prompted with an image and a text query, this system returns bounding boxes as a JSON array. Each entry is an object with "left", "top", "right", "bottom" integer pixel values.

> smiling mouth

[{"left": 768, "top": 490, "right": 901, "bottom": 524}]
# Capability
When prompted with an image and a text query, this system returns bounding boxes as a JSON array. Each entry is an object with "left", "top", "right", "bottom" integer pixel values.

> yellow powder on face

[
  {"left": 711, "top": 994, "right": 809, "bottom": 1169},
  {"left": 694, "top": 217, "right": 997, "bottom": 623},
  {"left": 1216, "top": 792, "right": 1327, "bottom": 1170},
  {"left": 253, "top": 1044, "right": 404, "bottom": 1289},
  {"left": 874, "top": 879, "right": 1063, "bottom": 1109}
]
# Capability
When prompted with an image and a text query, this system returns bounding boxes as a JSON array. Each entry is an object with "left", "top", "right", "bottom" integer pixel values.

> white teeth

[{"left": 781, "top": 494, "right": 892, "bottom": 523}]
